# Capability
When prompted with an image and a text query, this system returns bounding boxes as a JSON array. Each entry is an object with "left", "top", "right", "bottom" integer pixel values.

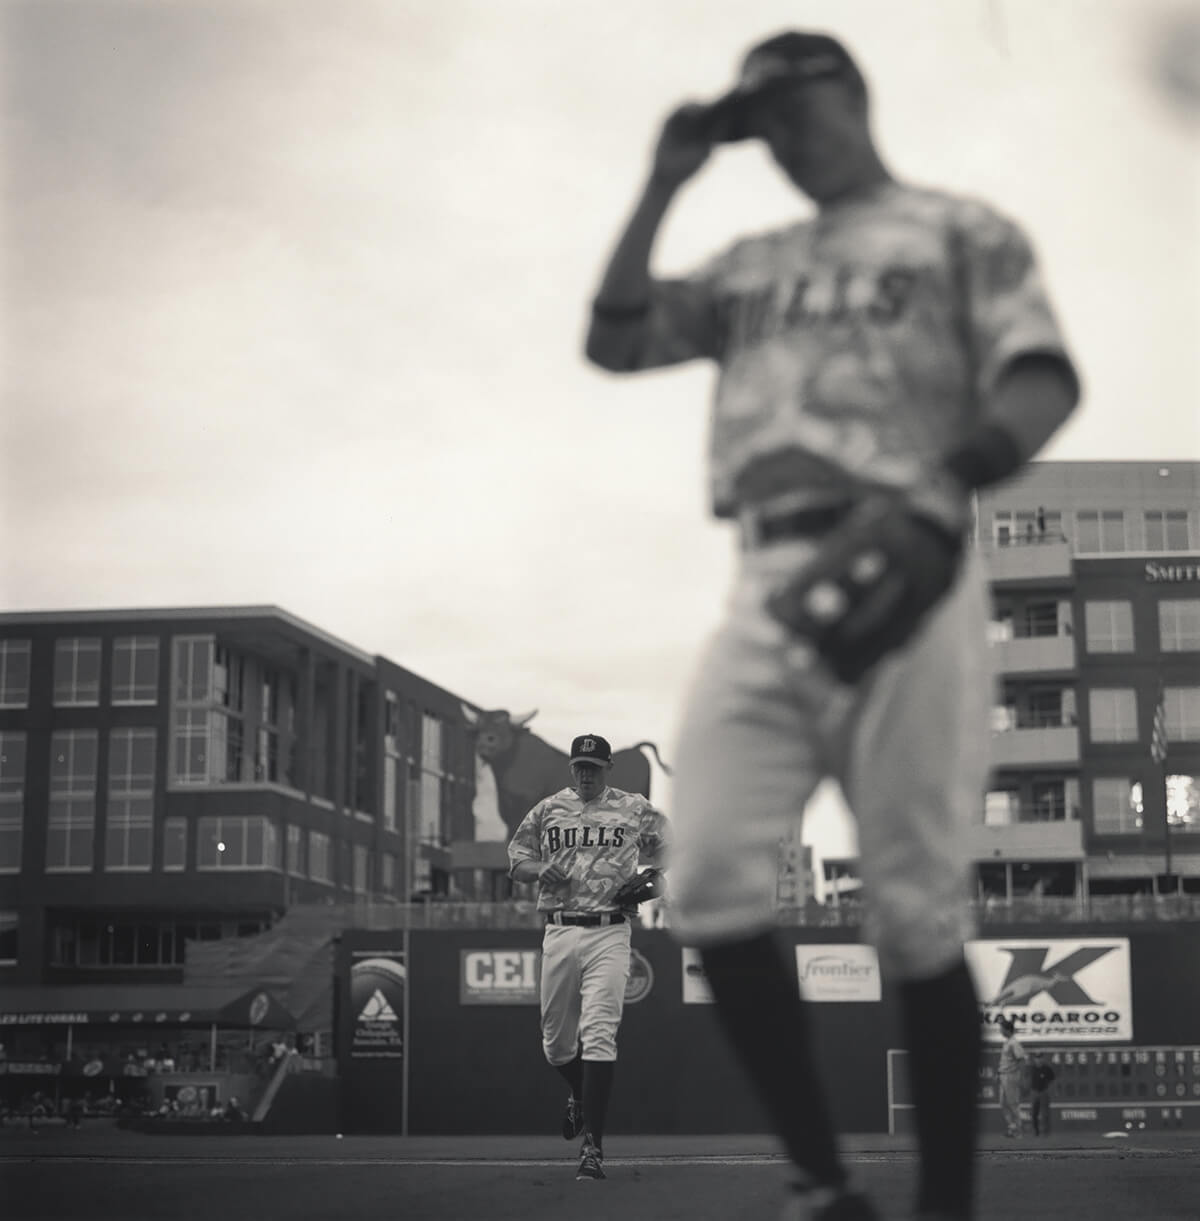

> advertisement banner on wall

[
  {"left": 459, "top": 948, "right": 656, "bottom": 1006},
  {"left": 795, "top": 945, "right": 882, "bottom": 1002},
  {"left": 966, "top": 937, "right": 1133, "bottom": 1042},
  {"left": 350, "top": 951, "right": 407, "bottom": 1059}
]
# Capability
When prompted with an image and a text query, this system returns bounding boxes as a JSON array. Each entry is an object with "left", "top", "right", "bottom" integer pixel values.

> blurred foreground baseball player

[
  {"left": 584, "top": 30, "right": 1079, "bottom": 1221},
  {"left": 507, "top": 734, "right": 668, "bottom": 1181}
]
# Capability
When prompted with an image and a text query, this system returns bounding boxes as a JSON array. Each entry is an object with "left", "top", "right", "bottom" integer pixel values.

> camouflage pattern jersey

[{"left": 507, "top": 786, "right": 669, "bottom": 913}]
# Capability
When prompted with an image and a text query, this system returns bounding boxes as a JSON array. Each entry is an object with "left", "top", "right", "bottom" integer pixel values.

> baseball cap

[
  {"left": 569, "top": 734, "right": 613, "bottom": 768},
  {"left": 704, "top": 31, "right": 861, "bottom": 143}
]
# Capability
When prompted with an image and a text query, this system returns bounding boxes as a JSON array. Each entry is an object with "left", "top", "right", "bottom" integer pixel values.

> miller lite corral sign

[{"left": 966, "top": 937, "right": 1132, "bottom": 1043}]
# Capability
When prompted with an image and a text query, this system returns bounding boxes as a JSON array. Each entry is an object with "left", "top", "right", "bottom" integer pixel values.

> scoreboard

[{"left": 888, "top": 1046, "right": 1200, "bottom": 1134}]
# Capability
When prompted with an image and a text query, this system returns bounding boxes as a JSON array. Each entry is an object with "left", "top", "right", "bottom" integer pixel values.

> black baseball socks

[
  {"left": 699, "top": 931, "right": 847, "bottom": 1190},
  {"left": 553, "top": 1052, "right": 583, "bottom": 1102},
  {"left": 899, "top": 956, "right": 981, "bottom": 1218},
  {"left": 581, "top": 1059, "right": 614, "bottom": 1153}
]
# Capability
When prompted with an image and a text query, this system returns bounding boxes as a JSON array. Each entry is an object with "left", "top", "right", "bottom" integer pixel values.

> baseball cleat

[
  {"left": 561, "top": 1095, "right": 585, "bottom": 1140},
  {"left": 575, "top": 1142, "right": 605, "bottom": 1181}
]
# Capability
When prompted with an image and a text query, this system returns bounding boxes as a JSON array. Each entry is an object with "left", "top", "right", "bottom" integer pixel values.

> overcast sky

[{"left": 3, "top": 0, "right": 1198, "bottom": 861}]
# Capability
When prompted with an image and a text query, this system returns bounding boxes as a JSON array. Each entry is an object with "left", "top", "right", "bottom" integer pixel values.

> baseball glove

[
  {"left": 612, "top": 869, "right": 666, "bottom": 907},
  {"left": 764, "top": 486, "right": 969, "bottom": 685}
]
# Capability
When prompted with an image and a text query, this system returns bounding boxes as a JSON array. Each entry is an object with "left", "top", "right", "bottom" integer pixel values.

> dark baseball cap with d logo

[
  {"left": 570, "top": 734, "right": 613, "bottom": 768},
  {"left": 704, "top": 31, "right": 861, "bottom": 143}
]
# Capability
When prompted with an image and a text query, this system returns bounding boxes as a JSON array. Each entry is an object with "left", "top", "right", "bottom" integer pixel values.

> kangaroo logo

[{"left": 988, "top": 945, "right": 1118, "bottom": 1007}]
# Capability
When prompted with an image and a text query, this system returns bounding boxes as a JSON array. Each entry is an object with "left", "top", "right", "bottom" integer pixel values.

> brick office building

[{"left": 972, "top": 460, "right": 1200, "bottom": 901}]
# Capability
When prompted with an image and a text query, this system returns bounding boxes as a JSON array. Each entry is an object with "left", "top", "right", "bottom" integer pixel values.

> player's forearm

[
  {"left": 510, "top": 860, "right": 543, "bottom": 885},
  {"left": 944, "top": 354, "right": 1080, "bottom": 490},
  {"left": 584, "top": 176, "right": 681, "bottom": 366}
]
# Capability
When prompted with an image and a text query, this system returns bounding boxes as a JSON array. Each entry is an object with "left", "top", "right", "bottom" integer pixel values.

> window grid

[
  {"left": 0, "top": 640, "right": 32, "bottom": 708},
  {"left": 53, "top": 637, "right": 102, "bottom": 706},
  {"left": 196, "top": 815, "right": 280, "bottom": 871},
  {"left": 47, "top": 730, "right": 98, "bottom": 872},
  {"left": 1075, "top": 510, "right": 1127, "bottom": 554},
  {"left": 1092, "top": 779, "right": 1143, "bottom": 835},
  {"left": 0, "top": 731, "right": 26, "bottom": 873},
  {"left": 286, "top": 824, "right": 305, "bottom": 878},
  {"left": 1159, "top": 600, "right": 1200, "bottom": 652},
  {"left": 1165, "top": 688, "right": 1200, "bottom": 740},
  {"left": 1088, "top": 689, "right": 1139, "bottom": 743},
  {"left": 1084, "top": 601, "right": 1135, "bottom": 653},
  {"left": 106, "top": 729, "right": 156, "bottom": 871},
  {"left": 163, "top": 817, "right": 187, "bottom": 871},
  {"left": 112, "top": 636, "right": 159, "bottom": 704},
  {"left": 308, "top": 831, "right": 332, "bottom": 884},
  {"left": 1143, "top": 511, "right": 1191, "bottom": 552}
]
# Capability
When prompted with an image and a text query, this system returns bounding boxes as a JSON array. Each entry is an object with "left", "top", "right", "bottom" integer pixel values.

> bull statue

[{"left": 461, "top": 705, "right": 671, "bottom": 841}]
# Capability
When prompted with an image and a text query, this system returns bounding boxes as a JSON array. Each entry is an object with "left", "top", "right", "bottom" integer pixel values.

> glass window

[
  {"left": 0, "top": 640, "right": 32, "bottom": 708},
  {"left": 353, "top": 844, "right": 369, "bottom": 895},
  {"left": 0, "top": 732, "right": 25, "bottom": 873},
  {"left": 419, "top": 771, "right": 441, "bottom": 844},
  {"left": 381, "top": 851, "right": 396, "bottom": 894},
  {"left": 47, "top": 730, "right": 98, "bottom": 871},
  {"left": 173, "top": 709, "right": 210, "bottom": 785},
  {"left": 1088, "top": 689, "right": 1138, "bottom": 743},
  {"left": 1159, "top": 600, "right": 1200, "bottom": 652},
  {"left": 1144, "top": 511, "right": 1191, "bottom": 552},
  {"left": 421, "top": 713, "right": 442, "bottom": 772},
  {"left": 112, "top": 636, "right": 159, "bottom": 704},
  {"left": 1023, "top": 602, "right": 1060, "bottom": 638},
  {"left": 196, "top": 815, "right": 278, "bottom": 870},
  {"left": 1092, "top": 779, "right": 1143, "bottom": 834},
  {"left": 984, "top": 789, "right": 1019, "bottom": 826},
  {"left": 1164, "top": 687, "right": 1200, "bottom": 740},
  {"left": 1166, "top": 775, "right": 1199, "bottom": 829},
  {"left": 173, "top": 637, "right": 213, "bottom": 704},
  {"left": 383, "top": 756, "right": 398, "bottom": 833},
  {"left": 286, "top": 824, "right": 304, "bottom": 876},
  {"left": 1085, "top": 601, "right": 1134, "bottom": 653},
  {"left": 163, "top": 817, "right": 187, "bottom": 871},
  {"left": 106, "top": 798, "right": 153, "bottom": 871},
  {"left": 53, "top": 637, "right": 101, "bottom": 706},
  {"left": 308, "top": 831, "right": 331, "bottom": 883},
  {"left": 0, "top": 910, "right": 17, "bottom": 965},
  {"left": 1031, "top": 780, "right": 1068, "bottom": 821},
  {"left": 1075, "top": 510, "right": 1126, "bottom": 554}
]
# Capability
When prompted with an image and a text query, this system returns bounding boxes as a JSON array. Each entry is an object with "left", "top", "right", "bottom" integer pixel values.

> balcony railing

[
  {"left": 990, "top": 724, "right": 1080, "bottom": 768},
  {"left": 971, "top": 818, "right": 1084, "bottom": 861},
  {"left": 991, "top": 633, "right": 1076, "bottom": 675},
  {"left": 980, "top": 536, "right": 1074, "bottom": 584}
]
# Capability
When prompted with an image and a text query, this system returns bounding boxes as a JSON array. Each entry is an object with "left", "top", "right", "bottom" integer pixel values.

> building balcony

[
  {"left": 990, "top": 724, "right": 1080, "bottom": 768},
  {"left": 980, "top": 538, "right": 1074, "bottom": 586},
  {"left": 991, "top": 633, "right": 1076, "bottom": 676},
  {"left": 970, "top": 818, "right": 1084, "bottom": 862}
]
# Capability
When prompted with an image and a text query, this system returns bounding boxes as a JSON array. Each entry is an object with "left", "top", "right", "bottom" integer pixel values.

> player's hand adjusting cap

[
  {"left": 570, "top": 734, "right": 613, "bottom": 767},
  {"left": 703, "top": 31, "right": 860, "bottom": 143}
]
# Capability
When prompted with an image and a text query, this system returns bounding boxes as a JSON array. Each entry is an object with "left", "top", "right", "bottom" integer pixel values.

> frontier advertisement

[{"left": 967, "top": 937, "right": 1133, "bottom": 1043}]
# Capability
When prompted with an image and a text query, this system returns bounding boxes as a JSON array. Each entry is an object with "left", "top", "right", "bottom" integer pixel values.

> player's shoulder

[
  {"left": 883, "top": 181, "right": 1025, "bottom": 237},
  {"left": 602, "top": 786, "right": 657, "bottom": 811},
  {"left": 702, "top": 221, "right": 813, "bottom": 283}
]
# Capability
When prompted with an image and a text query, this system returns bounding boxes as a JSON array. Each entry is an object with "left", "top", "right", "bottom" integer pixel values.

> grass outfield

[{"left": 2, "top": 1127, "right": 1197, "bottom": 1220}]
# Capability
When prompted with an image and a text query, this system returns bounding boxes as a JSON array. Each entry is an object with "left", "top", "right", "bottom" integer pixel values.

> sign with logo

[
  {"left": 795, "top": 945, "right": 881, "bottom": 1002},
  {"left": 681, "top": 947, "right": 713, "bottom": 1004},
  {"left": 461, "top": 949, "right": 541, "bottom": 1005},
  {"left": 966, "top": 937, "right": 1132, "bottom": 1042},
  {"left": 350, "top": 951, "right": 406, "bottom": 1059},
  {"left": 1144, "top": 562, "right": 1200, "bottom": 583},
  {"left": 460, "top": 947, "right": 655, "bottom": 1006}
]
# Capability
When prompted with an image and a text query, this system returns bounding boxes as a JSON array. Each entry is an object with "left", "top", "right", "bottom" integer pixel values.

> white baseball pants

[{"left": 540, "top": 922, "right": 632, "bottom": 1064}]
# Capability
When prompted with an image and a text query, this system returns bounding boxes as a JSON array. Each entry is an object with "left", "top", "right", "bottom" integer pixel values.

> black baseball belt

[
  {"left": 544, "top": 911, "right": 625, "bottom": 927},
  {"left": 740, "top": 500, "right": 854, "bottom": 549}
]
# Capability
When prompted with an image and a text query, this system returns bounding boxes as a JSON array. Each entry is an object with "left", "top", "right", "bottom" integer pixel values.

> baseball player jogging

[
  {"left": 507, "top": 734, "right": 668, "bottom": 1182},
  {"left": 584, "top": 30, "right": 1080, "bottom": 1221}
]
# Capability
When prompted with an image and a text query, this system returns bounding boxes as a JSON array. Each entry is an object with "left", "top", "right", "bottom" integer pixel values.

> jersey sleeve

[
  {"left": 506, "top": 803, "right": 543, "bottom": 876},
  {"left": 951, "top": 201, "right": 1080, "bottom": 402},
  {"left": 636, "top": 802, "right": 670, "bottom": 866}
]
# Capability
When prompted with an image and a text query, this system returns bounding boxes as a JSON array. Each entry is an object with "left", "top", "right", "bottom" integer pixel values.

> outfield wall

[{"left": 335, "top": 923, "right": 1200, "bottom": 1136}]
